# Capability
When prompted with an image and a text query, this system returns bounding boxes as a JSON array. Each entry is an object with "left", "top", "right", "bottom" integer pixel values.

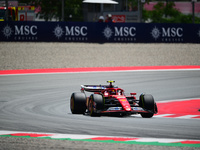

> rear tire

[
  {"left": 70, "top": 92, "right": 86, "bottom": 114},
  {"left": 139, "top": 94, "right": 155, "bottom": 118}
]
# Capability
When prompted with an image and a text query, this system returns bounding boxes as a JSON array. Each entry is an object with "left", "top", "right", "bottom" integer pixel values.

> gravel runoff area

[
  {"left": 0, "top": 42, "right": 200, "bottom": 70},
  {"left": 0, "top": 42, "right": 200, "bottom": 150}
]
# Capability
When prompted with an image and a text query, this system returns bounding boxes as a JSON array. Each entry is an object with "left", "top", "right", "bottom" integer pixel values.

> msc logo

[
  {"left": 103, "top": 26, "right": 113, "bottom": 40},
  {"left": 151, "top": 26, "right": 160, "bottom": 40},
  {"left": 53, "top": 25, "right": 64, "bottom": 39},
  {"left": 2, "top": 24, "right": 13, "bottom": 39},
  {"left": 53, "top": 24, "right": 88, "bottom": 41},
  {"left": 2, "top": 24, "right": 38, "bottom": 40},
  {"left": 65, "top": 26, "right": 87, "bottom": 36},
  {"left": 151, "top": 26, "right": 183, "bottom": 42},
  {"left": 15, "top": 25, "right": 37, "bottom": 35},
  {"left": 115, "top": 27, "right": 136, "bottom": 37},
  {"left": 103, "top": 26, "right": 136, "bottom": 41}
]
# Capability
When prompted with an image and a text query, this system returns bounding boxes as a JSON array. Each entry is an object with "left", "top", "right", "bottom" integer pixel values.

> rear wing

[{"left": 81, "top": 84, "right": 118, "bottom": 93}]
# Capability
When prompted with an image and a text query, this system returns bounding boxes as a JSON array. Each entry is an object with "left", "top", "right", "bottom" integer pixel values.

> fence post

[{"left": 62, "top": 0, "right": 64, "bottom": 21}]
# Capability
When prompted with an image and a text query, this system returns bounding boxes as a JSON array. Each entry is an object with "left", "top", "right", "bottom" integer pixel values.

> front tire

[
  {"left": 70, "top": 92, "right": 86, "bottom": 114},
  {"left": 88, "top": 94, "right": 104, "bottom": 117},
  {"left": 139, "top": 94, "right": 155, "bottom": 118}
]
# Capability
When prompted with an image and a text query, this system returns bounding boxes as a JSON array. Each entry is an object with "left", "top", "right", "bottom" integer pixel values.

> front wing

[{"left": 96, "top": 107, "right": 153, "bottom": 114}]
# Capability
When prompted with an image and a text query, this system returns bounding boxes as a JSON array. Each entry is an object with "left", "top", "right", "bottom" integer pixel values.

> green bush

[{"left": 143, "top": 1, "right": 200, "bottom": 23}]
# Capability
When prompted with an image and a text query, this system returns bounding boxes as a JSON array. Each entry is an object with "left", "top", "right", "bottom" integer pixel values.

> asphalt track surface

[{"left": 0, "top": 70, "right": 200, "bottom": 141}]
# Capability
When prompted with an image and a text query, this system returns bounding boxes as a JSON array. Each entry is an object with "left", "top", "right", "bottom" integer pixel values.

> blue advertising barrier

[{"left": 0, "top": 21, "right": 200, "bottom": 43}]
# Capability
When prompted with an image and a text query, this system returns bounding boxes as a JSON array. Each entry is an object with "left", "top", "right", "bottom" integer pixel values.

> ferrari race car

[{"left": 70, "top": 81, "right": 158, "bottom": 118}]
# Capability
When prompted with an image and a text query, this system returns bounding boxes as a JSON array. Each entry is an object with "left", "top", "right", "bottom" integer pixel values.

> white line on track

[
  {"left": 153, "top": 114, "right": 175, "bottom": 117},
  {"left": 157, "top": 98, "right": 200, "bottom": 103},
  {"left": 175, "top": 115, "right": 199, "bottom": 119}
]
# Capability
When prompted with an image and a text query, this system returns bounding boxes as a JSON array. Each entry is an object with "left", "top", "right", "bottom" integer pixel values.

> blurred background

[{"left": 0, "top": 0, "right": 199, "bottom": 23}]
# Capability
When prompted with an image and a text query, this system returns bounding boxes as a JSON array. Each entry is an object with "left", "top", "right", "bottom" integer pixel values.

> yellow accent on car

[{"left": 107, "top": 80, "right": 115, "bottom": 83}]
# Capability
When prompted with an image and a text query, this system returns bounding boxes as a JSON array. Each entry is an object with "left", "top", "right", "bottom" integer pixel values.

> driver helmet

[{"left": 109, "top": 90, "right": 116, "bottom": 95}]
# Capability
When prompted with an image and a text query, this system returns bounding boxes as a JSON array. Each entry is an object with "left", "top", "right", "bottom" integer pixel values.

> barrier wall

[{"left": 0, "top": 21, "right": 200, "bottom": 43}]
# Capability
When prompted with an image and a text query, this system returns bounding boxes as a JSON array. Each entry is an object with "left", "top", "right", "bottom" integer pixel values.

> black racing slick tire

[
  {"left": 70, "top": 92, "right": 87, "bottom": 114},
  {"left": 139, "top": 94, "right": 155, "bottom": 118},
  {"left": 88, "top": 94, "right": 104, "bottom": 117}
]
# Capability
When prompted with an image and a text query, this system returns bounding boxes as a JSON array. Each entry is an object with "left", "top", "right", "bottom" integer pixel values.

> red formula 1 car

[{"left": 70, "top": 81, "right": 158, "bottom": 118}]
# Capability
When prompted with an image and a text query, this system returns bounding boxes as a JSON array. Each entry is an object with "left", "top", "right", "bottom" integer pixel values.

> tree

[
  {"left": 143, "top": 1, "right": 200, "bottom": 23},
  {"left": 18, "top": 0, "right": 83, "bottom": 21},
  {"left": 63, "top": 0, "right": 83, "bottom": 21}
]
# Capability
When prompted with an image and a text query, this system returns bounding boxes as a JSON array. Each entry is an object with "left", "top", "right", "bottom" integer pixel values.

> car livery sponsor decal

[
  {"left": 132, "top": 107, "right": 144, "bottom": 111},
  {"left": 120, "top": 99, "right": 127, "bottom": 102},
  {"left": 107, "top": 107, "right": 122, "bottom": 111}
]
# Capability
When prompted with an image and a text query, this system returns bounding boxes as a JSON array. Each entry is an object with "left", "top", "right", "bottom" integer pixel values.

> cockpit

[{"left": 102, "top": 88, "right": 124, "bottom": 96}]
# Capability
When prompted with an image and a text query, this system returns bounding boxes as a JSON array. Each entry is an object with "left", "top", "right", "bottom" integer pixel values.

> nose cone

[
  {"left": 117, "top": 96, "right": 131, "bottom": 112},
  {"left": 125, "top": 107, "right": 131, "bottom": 111}
]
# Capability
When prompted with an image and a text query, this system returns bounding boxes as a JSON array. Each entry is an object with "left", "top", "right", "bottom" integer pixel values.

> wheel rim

[{"left": 89, "top": 99, "right": 94, "bottom": 116}]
